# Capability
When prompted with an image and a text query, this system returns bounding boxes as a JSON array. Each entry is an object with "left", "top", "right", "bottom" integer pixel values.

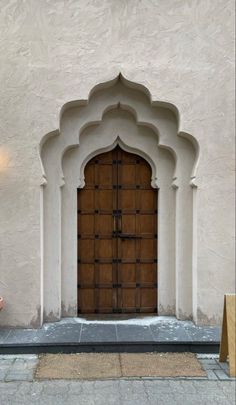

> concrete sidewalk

[
  {"left": 0, "top": 354, "right": 235, "bottom": 404},
  {"left": 0, "top": 380, "right": 235, "bottom": 405}
]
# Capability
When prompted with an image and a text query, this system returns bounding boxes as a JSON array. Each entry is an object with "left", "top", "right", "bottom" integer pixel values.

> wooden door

[{"left": 77, "top": 146, "right": 157, "bottom": 314}]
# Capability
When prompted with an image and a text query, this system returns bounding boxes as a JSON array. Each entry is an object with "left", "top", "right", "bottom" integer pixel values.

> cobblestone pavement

[
  {"left": 0, "top": 380, "right": 235, "bottom": 405},
  {"left": 0, "top": 354, "right": 235, "bottom": 404}
]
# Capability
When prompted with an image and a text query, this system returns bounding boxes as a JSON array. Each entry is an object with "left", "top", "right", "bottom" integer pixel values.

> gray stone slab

[
  {"left": 40, "top": 323, "right": 82, "bottom": 343},
  {"left": 80, "top": 324, "right": 117, "bottom": 342},
  {"left": 188, "top": 326, "right": 220, "bottom": 342},
  {"left": 5, "top": 372, "right": 35, "bottom": 382},
  {"left": 1, "top": 319, "right": 221, "bottom": 348},
  {"left": 206, "top": 370, "right": 218, "bottom": 380},
  {"left": 201, "top": 363, "right": 220, "bottom": 370},
  {"left": 0, "top": 358, "right": 15, "bottom": 366},
  {"left": 213, "top": 369, "right": 231, "bottom": 380},
  {"left": 4, "top": 324, "right": 82, "bottom": 345},
  {"left": 0, "top": 354, "right": 38, "bottom": 360},
  {"left": 0, "top": 370, "right": 8, "bottom": 381},
  {"left": 116, "top": 325, "right": 153, "bottom": 341},
  {"left": 4, "top": 358, "right": 36, "bottom": 382},
  {"left": 4, "top": 329, "right": 45, "bottom": 345},
  {"left": 199, "top": 359, "right": 232, "bottom": 381},
  {"left": 0, "top": 355, "right": 38, "bottom": 382},
  {"left": 197, "top": 354, "right": 219, "bottom": 359},
  {"left": 0, "top": 359, "right": 14, "bottom": 381},
  {"left": 199, "top": 359, "right": 218, "bottom": 364},
  {"left": 0, "top": 329, "right": 11, "bottom": 343},
  {"left": 217, "top": 361, "right": 229, "bottom": 372},
  {"left": 150, "top": 323, "right": 192, "bottom": 342}
]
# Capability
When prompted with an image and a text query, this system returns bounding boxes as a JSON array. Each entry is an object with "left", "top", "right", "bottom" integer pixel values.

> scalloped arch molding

[{"left": 40, "top": 74, "right": 198, "bottom": 322}]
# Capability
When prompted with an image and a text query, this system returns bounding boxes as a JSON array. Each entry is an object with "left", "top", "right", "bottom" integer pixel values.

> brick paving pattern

[
  {"left": 0, "top": 380, "right": 235, "bottom": 404},
  {"left": 0, "top": 354, "right": 235, "bottom": 404}
]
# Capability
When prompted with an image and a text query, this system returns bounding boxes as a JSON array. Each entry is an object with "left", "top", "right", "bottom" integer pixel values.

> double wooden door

[{"left": 77, "top": 146, "right": 157, "bottom": 314}]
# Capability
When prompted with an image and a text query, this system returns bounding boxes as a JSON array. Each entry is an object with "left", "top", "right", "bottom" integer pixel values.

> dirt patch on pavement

[
  {"left": 120, "top": 353, "right": 206, "bottom": 377},
  {"left": 35, "top": 353, "right": 206, "bottom": 379},
  {"left": 36, "top": 353, "right": 121, "bottom": 380}
]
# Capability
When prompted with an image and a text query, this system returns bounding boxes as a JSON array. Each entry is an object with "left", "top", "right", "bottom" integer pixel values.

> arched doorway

[
  {"left": 77, "top": 145, "right": 158, "bottom": 314},
  {"left": 41, "top": 74, "right": 197, "bottom": 322}
]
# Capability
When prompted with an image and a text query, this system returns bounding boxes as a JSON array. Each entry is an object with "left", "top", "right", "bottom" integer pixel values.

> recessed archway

[{"left": 40, "top": 74, "right": 198, "bottom": 322}]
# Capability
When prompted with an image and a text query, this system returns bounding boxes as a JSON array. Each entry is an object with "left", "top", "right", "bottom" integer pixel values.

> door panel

[{"left": 77, "top": 146, "right": 157, "bottom": 314}]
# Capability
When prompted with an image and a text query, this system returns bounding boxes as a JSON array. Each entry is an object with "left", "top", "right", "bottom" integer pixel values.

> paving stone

[
  {"left": 199, "top": 358, "right": 218, "bottom": 364},
  {"left": 68, "top": 381, "right": 84, "bottom": 394},
  {"left": 150, "top": 323, "right": 192, "bottom": 342},
  {"left": 217, "top": 361, "right": 229, "bottom": 371},
  {"left": 188, "top": 326, "right": 220, "bottom": 342},
  {"left": 41, "top": 323, "right": 82, "bottom": 343},
  {"left": 29, "top": 382, "right": 44, "bottom": 395},
  {"left": 93, "top": 393, "right": 121, "bottom": 403},
  {"left": 42, "top": 380, "right": 70, "bottom": 395},
  {"left": 13, "top": 381, "right": 32, "bottom": 395},
  {"left": 4, "top": 358, "right": 37, "bottom": 382},
  {"left": 0, "top": 358, "right": 15, "bottom": 366},
  {"left": 4, "top": 329, "right": 45, "bottom": 344},
  {"left": 0, "top": 380, "right": 235, "bottom": 404},
  {"left": 0, "top": 354, "right": 38, "bottom": 360},
  {"left": 116, "top": 325, "right": 153, "bottom": 341},
  {"left": 0, "top": 369, "right": 8, "bottom": 381},
  {"left": 200, "top": 362, "right": 220, "bottom": 370},
  {"left": 94, "top": 379, "right": 120, "bottom": 394},
  {"left": 79, "top": 380, "right": 95, "bottom": 392},
  {"left": 213, "top": 369, "right": 232, "bottom": 380},
  {"left": 197, "top": 353, "right": 219, "bottom": 359},
  {"left": 206, "top": 370, "right": 218, "bottom": 380},
  {"left": 198, "top": 358, "right": 231, "bottom": 380},
  {"left": 64, "top": 395, "right": 95, "bottom": 405},
  {"left": 0, "top": 381, "right": 20, "bottom": 393},
  {"left": 5, "top": 372, "right": 35, "bottom": 382},
  {"left": 0, "top": 329, "right": 11, "bottom": 343},
  {"left": 80, "top": 324, "right": 117, "bottom": 342},
  {"left": 221, "top": 381, "right": 236, "bottom": 400}
]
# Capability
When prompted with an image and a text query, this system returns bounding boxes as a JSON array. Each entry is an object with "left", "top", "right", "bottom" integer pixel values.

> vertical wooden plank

[
  {"left": 112, "top": 147, "right": 118, "bottom": 311},
  {"left": 135, "top": 156, "right": 141, "bottom": 312},
  {"left": 219, "top": 294, "right": 236, "bottom": 377},
  {"left": 117, "top": 146, "right": 122, "bottom": 311},
  {"left": 94, "top": 158, "right": 99, "bottom": 312},
  {"left": 226, "top": 295, "right": 236, "bottom": 377}
]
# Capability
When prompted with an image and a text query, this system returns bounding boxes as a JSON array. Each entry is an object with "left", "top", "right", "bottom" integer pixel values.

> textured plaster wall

[{"left": 0, "top": 0, "right": 234, "bottom": 326}]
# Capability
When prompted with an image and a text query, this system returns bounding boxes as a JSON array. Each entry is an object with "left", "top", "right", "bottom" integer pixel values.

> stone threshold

[{"left": 0, "top": 317, "right": 220, "bottom": 354}]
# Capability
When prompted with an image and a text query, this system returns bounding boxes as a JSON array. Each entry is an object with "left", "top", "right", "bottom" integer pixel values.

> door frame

[{"left": 60, "top": 132, "right": 176, "bottom": 319}]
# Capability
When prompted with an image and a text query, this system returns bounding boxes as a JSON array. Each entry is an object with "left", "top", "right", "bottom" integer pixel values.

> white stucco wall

[{"left": 0, "top": 0, "right": 234, "bottom": 327}]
